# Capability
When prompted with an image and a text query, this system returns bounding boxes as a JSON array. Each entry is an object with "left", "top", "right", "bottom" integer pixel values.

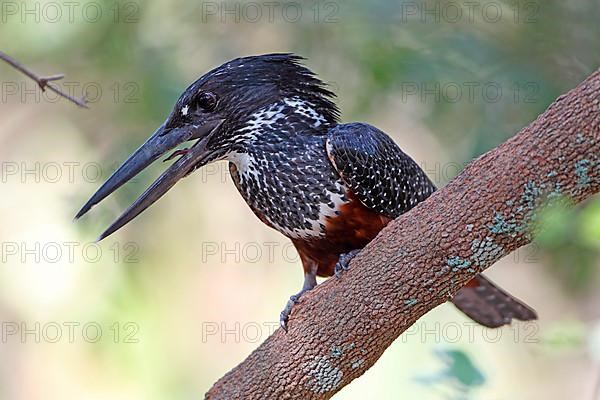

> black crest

[{"left": 176, "top": 53, "right": 340, "bottom": 124}]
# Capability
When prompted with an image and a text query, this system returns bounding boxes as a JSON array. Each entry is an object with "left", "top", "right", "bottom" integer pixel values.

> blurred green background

[{"left": 1, "top": 0, "right": 599, "bottom": 398}]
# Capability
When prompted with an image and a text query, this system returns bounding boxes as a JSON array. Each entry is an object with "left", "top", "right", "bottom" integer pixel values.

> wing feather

[{"left": 326, "top": 123, "right": 435, "bottom": 218}]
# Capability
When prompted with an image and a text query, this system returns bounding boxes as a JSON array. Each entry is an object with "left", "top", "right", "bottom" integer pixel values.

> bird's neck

[
  {"left": 228, "top": 97, "right": 335, "bottom": 153},
  {"left": 223, "top": 99, "right": 345, "bottom": 239}
]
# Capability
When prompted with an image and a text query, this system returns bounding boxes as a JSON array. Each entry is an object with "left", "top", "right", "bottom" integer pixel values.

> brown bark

[{"left": 206, "top": 69, "right": 600, "bottom": 399}]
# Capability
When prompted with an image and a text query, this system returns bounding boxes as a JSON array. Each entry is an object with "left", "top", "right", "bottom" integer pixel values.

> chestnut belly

[{"left": 292, "top": 194, "right": 392, "bottom": 277}]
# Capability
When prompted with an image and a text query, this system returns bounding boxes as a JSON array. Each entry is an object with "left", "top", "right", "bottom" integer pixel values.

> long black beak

[{"left": 75, "top": 120, "right": 223, "bottom": 240}]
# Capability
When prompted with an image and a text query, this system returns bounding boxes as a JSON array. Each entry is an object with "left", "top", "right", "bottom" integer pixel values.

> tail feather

[{"left": 451, "top": 274, "right": 537, "bottom": 328}]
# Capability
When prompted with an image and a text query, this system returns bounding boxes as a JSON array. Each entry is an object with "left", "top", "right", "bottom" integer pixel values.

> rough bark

[{"left": 206, "top": 69, "right": 600, "bottom": 399}]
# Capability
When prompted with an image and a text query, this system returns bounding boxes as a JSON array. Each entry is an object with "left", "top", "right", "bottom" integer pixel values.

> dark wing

[
  {"left": 326, "top": 123, "right": 436, "bottom": 219},
  {"left": 327, "top": 123, "right": 538, "bottom": 327}
]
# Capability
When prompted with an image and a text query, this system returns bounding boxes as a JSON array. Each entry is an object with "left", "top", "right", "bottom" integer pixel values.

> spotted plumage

[
  {"left": 326, "top": 123, "right": 436, "bottom": 218},
  {"left": 79, "top": 53, "right": 537, "bottom": 330},
  {"left": 228, "top": 117, "right": 346, "bottom": 239}
]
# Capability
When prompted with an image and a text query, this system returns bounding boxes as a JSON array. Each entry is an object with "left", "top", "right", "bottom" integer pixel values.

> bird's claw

[
  {"left": 334, "top": 249, "right": 361, "bottom": 278},
  {"left": 279, "top": 294, "right": 301, "bottom": 332}
]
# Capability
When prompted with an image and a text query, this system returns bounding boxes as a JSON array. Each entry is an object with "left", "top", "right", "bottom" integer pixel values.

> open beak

[{"left": 75, "top": 119, "right": 223, "bottom": 241}]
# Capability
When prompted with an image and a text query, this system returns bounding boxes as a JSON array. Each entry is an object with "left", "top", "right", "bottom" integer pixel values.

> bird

[{"left": 75, "top": 53, "right": 537, "bottom": 330}]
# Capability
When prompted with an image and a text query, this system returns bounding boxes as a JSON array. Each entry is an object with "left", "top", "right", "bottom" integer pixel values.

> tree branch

[
  {"left": 206, "top": 69, "right": 600, "bottom": 399},
  {"left": 0, "top": 50, "right": 88, "bottom": 108}
]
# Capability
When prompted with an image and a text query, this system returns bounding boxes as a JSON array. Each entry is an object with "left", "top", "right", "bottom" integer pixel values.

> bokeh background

[{"left": 1, "top": 0, "right": 600, "bottom": 398}]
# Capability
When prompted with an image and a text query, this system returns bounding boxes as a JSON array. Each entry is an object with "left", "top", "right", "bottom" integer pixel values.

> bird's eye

[{"left": 196, "top": 91, "right": 217, "bottom": 111}]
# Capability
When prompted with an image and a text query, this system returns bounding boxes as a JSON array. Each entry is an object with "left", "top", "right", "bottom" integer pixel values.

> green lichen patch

[
  {"left": 304, "top": 356, "right": 344, "bottom": 394},
  {"left": 489, "top": 180, "right": 565, "bottom": 241},
  {"left": 330, "top": 346, "right": 343, "bottom": 358},
  {"left": 470, "top": 236, "right": 505, "bottom": 267},
  {"left": 488, "top": 211, "right": 520, "bottom": 237},
  {"left": 446, "top": 149, "right": 598, "bottom": 289},
  {"left": 329, "top": 342, "right": 355, "bottom": 359},
  {"left": 446, "top": 256, "right": 474, "bottom": 272},
  {"left": 575, "top": 159, "right": 591, "bottom": 188},
  {"left": 351, "top": 358, "right": 365, "bottom": 369},
  {"left": 522, "top": 180, "right": 543, "bottom": 210},
  {"left": 404, "top": 298, "right": 418, "bottom": 307},
  {"left": 444, "top": 237, "right": 505, "bottom": 275}
]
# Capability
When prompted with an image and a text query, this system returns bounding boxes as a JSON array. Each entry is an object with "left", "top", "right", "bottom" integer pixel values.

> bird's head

[{"left": 75, "top": 53, "right": 338, "bottom": 240}]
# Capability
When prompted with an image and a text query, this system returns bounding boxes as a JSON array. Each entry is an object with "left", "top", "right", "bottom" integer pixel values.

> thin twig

[{"left": 0, "top": 50, "right": 88, "bottom": 108}]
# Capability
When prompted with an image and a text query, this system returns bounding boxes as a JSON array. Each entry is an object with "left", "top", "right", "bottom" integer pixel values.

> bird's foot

[
  {"left": 334, "top": 249, "right": 361, "bottom": 278},
  {"left": 279, "top": 287, "right": 314, "bottom": 332},
  {"left": 279, "top": 295, "right": 299, "bottom": 332},
  {"left": 279, "top": 268, "right": 318, "bottom": 332}
]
